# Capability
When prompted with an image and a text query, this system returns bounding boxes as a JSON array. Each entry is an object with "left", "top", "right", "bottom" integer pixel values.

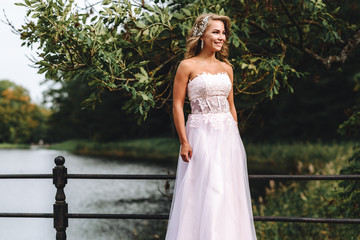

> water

[{"left": 0, "top": 147, "right": 177, "bottom": 240}]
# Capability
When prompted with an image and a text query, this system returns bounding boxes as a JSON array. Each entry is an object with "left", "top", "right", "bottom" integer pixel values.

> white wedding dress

[{"left": 165, "top": 72, "right": 257, "bottom": 240}]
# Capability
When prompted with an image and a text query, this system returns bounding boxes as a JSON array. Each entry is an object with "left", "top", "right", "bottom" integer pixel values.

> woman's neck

[{"left": 196, "top": 48, "right": 217, "bottom": 63}]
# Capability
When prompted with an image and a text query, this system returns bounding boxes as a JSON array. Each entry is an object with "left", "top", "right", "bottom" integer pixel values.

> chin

[
  {"left": 212, "top": 45, "right": 223, "bottom": 51},
  {"left": 212, "top": 47, "right": 222, "bottom": 52}
]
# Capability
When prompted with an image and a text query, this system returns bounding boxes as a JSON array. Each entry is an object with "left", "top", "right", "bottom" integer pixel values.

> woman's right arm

[{"left": 172, "top": 60, "right": 192, "bottom": 162}]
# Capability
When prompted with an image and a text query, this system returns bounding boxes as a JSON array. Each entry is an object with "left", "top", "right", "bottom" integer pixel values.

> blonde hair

[{"left": 184, "top": 13, "right": 232, "bottom": 66}]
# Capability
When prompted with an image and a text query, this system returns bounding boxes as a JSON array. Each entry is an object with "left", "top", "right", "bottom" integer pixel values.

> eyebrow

[{"left": 212, "top": 29, "right": 226, "bottom": 31}]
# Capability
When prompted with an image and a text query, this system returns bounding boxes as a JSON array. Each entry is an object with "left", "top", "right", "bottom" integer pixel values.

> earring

[{"left": 201, "top": 40, "right": 204, "bottom": 49}]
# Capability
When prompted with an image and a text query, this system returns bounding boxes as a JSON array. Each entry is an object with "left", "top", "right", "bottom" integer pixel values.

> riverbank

[
  {"left": 0, "top": 143, "right": 29, "bottom": 149},
  {"left": 49, "top": 138, "right": 180, "bottom": 163},
  {"left": 48, "top": 139, "right": 357, "bottom": 172}
]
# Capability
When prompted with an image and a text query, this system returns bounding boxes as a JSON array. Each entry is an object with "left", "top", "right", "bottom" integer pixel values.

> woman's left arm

[{"left": 226, "top": 65, "right": 238, "bottom": 124}]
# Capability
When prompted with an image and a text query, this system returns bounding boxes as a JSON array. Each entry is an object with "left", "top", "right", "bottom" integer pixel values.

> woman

[{"left": 165, "top": 13, "right": 257, "bottom": 239}]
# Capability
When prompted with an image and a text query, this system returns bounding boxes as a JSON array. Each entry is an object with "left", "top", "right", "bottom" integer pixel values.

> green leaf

[
  {"left": 37, "top": 67, "right": 48, "bottom": 74},
  {"left": 143, "top": 4, "right": 154, "bottom": 12},
  {"left": 135, "top": 21, "right": 146, "bottom": 29},
  {"left": 38, "top": 60, "right": 51, "bottom": 67},
  {"left": 102, "top": 0, "right": 111, "bottom": 5},
  {"left": 140, "top": 92, "right": 149, "bottom": 101},
  {"left": 107, "top": 82, "right": 117, "bottom": 88},
  {"left": 182, "top": 8, "right": 191, "bottom": 16},
  {"left": 173, "top": 12, "right": 184, "bottom": 20},
  {"left": 15, "top": 3, "right": 27, "bottom": 7},
  {"left": 103, "top": 7, "right": 113, "bottom": 15},
  {"left": 139, "top": 67, "right": 148, "bottom": 77}
]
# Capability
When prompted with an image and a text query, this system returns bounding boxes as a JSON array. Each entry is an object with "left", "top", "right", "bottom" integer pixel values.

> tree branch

[
  {"left": 304, "top": 29, "right": 360, "bottom": 69},
  {"left": 279, "top": 0, "right": 304, "bottom": 47}
]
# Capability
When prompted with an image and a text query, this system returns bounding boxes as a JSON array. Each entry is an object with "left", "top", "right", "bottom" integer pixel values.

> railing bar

[
  {"left": 67, "top": 174, "right": 360, "bottom": 180},
  {"left": 0, "top": 213, "right": 53, "bottom": 218},
  {"left": 1, "top": 213, "right": 359, "bottom": 224},
  {"left": 253, "top": 216, "right": 360, "bottom": 223},
  {"left": 67, "top": 174, "right": 176, "bottom": 179},
  {"left": 249, "top": 175, "right": 360, "bottom": 180},
  {"left": 0, "top": 174, "right": 359, "bottom": 180},
  {"left": 0, "top": 174, "right": 52, "bottom": 179},
  {"left": 67, "top": 214, "right": 360, "bottom": 223},
  {"left": 68, "top": 213, "right": 168, "bottom": 219}
]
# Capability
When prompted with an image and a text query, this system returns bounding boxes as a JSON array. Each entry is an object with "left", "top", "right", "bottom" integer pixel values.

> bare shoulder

[
  {"left": 175, "top": 59, "right": 193, "bottom": 82},
  {"left": 221, "top": 61, "right": 233, "bottom": 80},
  {"left": 177, "top": 59, "right": 194, "bottom": 73},
  {"left": 179, "top": 58, "right": 195, "bottom": 68}
]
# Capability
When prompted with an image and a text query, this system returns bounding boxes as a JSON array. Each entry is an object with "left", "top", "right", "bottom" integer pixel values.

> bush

[{"left": 253, "top": 144, "right": 360, "bottom": 240}]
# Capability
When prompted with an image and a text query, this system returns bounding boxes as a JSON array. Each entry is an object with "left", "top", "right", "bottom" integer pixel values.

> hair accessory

[{"left": 192, "top": 15, "right": 210, "bottom": 37}]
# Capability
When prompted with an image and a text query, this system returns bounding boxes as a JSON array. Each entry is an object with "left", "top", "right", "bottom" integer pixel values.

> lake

[{"left": 0, "top": 147, "right": 177, "bottom": 240}]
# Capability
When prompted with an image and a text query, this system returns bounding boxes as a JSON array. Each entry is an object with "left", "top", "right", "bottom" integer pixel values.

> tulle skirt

[{"left": 165, "top": 112, "right": 257, "bottom": 240}]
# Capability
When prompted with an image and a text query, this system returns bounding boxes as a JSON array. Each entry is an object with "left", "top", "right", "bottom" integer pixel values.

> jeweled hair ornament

[{"left": 192, "top": 15, "right": 210, "bottom": 37}]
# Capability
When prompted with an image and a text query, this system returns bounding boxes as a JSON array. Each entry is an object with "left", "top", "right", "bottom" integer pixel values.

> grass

[
  {"left": 49, "top": 138, "right": 180, "bottom": 162},
  {"left": 49, "top": 139, "right": 91, "bottom": 152},
  {"left": 0, "top": 143, "right": 30, "bottom": 149}
]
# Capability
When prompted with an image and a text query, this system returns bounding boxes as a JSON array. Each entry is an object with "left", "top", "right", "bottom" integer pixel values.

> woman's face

[{"left": 201, "top": 20, "right": 226, "bottom": 52}]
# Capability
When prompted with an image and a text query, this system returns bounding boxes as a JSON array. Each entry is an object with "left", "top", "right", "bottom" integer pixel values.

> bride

[{"left": 165, "top": 13, "right": 257, "bottom": 239}]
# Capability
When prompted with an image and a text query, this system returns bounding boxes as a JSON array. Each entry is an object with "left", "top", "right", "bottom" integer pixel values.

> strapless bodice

[{"left": 187, "top": 72, "right": 231, "bottom": 115}]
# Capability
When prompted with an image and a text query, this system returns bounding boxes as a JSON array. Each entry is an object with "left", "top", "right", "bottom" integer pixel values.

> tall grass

[
  {"left": 245, "top": 141, "right": 355, "bottom": 174},
  {"left": 252, "top": 142, "right": 359, "bottom": 240}
]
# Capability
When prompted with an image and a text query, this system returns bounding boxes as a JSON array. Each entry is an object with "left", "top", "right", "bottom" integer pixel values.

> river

[{"left": 0, "top": 147, "right": 177, "bottom": 240}]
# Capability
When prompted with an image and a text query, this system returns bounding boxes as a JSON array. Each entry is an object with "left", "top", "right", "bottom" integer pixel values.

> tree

[
  {"left": 0, "top": 80, "right": 49, "bottom": 143},
  {"left": 44, "top": 75, "right": 173, "bottom": 142},
  {"left": 9, "top": 0, "right": 360, "bottom": 129}
]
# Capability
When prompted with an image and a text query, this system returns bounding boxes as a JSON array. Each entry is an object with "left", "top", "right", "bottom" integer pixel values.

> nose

[{"left": 219, "top": 32, "right": 226, "bottom": 41}]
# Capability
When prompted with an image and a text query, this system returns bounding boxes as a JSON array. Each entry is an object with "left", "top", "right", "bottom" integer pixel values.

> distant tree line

[{"left": 0, "top": 80, "right": 49, "bottom": 143}]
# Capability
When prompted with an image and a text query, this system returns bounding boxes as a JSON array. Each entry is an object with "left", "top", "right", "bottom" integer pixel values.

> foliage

[
  {"left": 244, "top": 61, "right": 358, "bottom": 140},
  {"left": 0, "top": 80, "right": 49, "bottom": 143},
  {"left": 245, "top": 141, "right": 355, "bottom": 174},
  {"left": 336, "top": 146, "right": 360, "bottom": 240},
  {"left": 338, "top": 99, "right": 360, "bottom": 137},
  {"left": 44, "top": 74, "right": 172, "bottom": 142},
  {"left": 253, "top": 143, "right": 360, "bottom": 240},
  {"left": 12, "top": 0, "right": 360, "bottom": 125}
]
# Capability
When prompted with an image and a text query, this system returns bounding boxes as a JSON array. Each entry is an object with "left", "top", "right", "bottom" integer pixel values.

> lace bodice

[
  {"left": 187, "top": 72, "right": 231, "bottom": 114},
  {"left": 186, "top": 72, "right": 237, "bottom": 130}
]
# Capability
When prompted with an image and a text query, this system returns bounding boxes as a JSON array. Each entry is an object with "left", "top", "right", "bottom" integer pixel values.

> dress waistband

[{"left": 190, "top": 96, "right": 230, "bottom": 115}]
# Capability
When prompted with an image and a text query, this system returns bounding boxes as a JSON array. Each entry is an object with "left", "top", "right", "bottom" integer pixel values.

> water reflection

[{"left": 0, "top": 147, "right": 176, "bottom": 240}]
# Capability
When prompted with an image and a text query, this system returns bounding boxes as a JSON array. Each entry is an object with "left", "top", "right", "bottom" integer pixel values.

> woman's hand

[{"left": 180, "top": 142, "right": 193, "bottom": 162}]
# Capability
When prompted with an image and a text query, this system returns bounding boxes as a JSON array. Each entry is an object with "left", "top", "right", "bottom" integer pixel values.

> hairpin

[{"left": 192, "top": 15, "right": 210, "bottom": 37}]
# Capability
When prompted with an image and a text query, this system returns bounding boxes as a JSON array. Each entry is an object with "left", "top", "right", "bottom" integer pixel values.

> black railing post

[{"left": 53, "top": 156, "right": 68, "bottom": 240}]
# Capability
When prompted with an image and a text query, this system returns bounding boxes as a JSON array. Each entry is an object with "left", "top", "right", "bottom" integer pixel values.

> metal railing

[{"left": 0, "top": 156, "right": 359, "bottom": 239}]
